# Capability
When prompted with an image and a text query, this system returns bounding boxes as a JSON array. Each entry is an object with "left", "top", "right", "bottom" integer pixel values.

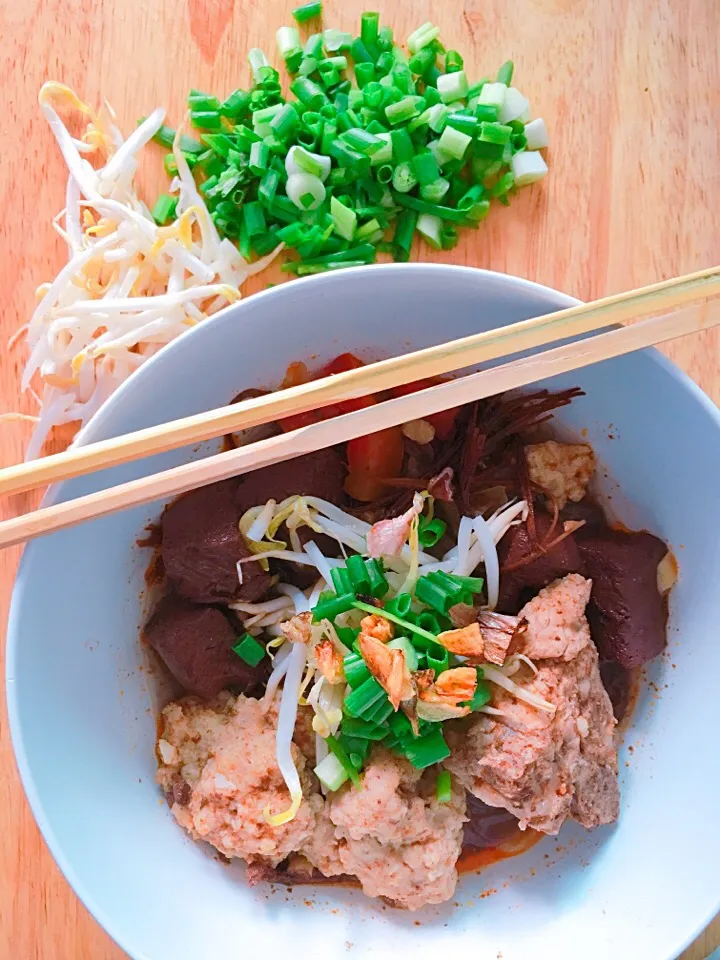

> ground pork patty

[
  {"left": 445, "top": 575, "right": 618, "bottom": 835},
  {"left": 156, "top": 694, "right": 317, "bottom": 865},
  {"left": 311, "top": 749, "right": 467, "bottom": 910}
]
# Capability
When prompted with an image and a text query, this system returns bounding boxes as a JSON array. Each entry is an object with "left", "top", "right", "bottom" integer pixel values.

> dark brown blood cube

[
  {"left": 235, "top": 448, "right": 347, "bottom": 514},
  {"left": 576, "top": 528, "right": 668, "bottom": 668},
  {"left": 161, "top": 479, "right": 270, "bottom": 604},
  {"left": 145, "top": 594, "right": 267, "bottom": 699},
  {"left": 497, "top": 512, "right": 586, "bottom": 613}
]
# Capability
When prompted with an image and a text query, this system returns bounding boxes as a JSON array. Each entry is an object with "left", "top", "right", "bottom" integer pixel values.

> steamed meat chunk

[
  {"left": 324, "top": 749, "right": 466, "bottom": 910},
  {"left": 520, "top": 573, "right": 592, "bottom": 661},
  {"left": 157, "top": 695, "right": 317, "bottom": 865},
  {"left": 445, "top": 575, "right": 618, "bottom": 835},
  {"left": 162, "top": 479, "right": 270, "bottom": 604},
  {"left": 145, "top": 594, "right": 268, "bottom": 699},
  {"left": 525, "top": 440, "right": 596, "bottom": 509}
]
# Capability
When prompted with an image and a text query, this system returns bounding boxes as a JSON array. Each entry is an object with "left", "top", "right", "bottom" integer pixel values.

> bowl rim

[{"left": 7, "top": 263, "right": 720, "bottom": 960}]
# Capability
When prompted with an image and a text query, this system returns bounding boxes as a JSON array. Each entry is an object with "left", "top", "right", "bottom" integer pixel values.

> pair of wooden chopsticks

[{"left": 1, "top": 265, "right": 718, "bottom": 550}]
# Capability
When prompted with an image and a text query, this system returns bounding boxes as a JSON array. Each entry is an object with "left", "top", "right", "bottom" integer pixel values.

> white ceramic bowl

[{"left": 7, "top": 265, "right": 720, "bottom": 960}]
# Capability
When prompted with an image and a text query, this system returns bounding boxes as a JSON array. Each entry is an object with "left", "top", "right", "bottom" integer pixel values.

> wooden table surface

[{"left": 1, "top": 0, "right": 718, "bottom": 956}]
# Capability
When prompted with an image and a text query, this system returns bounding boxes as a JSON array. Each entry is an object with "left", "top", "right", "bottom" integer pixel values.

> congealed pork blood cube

[
  {"left": 576, "top": 528, "right": 668, "bottom": 668},
  {"left": 234, "top": 448, "right": 347, "bottom": 514},
  {"left": 161, "top": 479, "right": 270, "bottom": 604},
  {"left": 145, "top": 594, "right": 267, "bottom": 699},
  {"left": 497, "top": 512, "right": 586, "bottom": 613}
]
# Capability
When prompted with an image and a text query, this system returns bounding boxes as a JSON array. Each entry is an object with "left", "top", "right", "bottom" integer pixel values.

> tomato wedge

[
  {"left": 345, "top": 426, "right": 404, "bottom": 501},
  {"left": 321, "top": 352, "right": 365, "bottom": 376}
]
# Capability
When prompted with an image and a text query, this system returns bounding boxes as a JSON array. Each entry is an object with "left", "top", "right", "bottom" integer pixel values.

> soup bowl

[{"left": 7, "top": 264, "right": 720, "bottom": 960}]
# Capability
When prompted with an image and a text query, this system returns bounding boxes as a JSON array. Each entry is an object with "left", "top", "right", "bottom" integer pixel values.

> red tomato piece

[
  {"left": 279, "top": 409, "right": 320, "bottom": 432},
  {"left": 344, "top": 472, "right": 390, "bottom": 502},
  {"left": 347, "top": 427, "right": 404, "bottom": 480},
  {"left": 321, "top": 353, "right": 365, "bottom": 376}
]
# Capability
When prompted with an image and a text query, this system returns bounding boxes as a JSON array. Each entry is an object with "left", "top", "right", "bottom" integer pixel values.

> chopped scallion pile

[{"left": 148, "top": 12, "right": 548, "bottom": 273}]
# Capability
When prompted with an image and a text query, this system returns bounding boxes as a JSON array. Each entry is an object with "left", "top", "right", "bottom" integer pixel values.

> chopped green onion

[
  {"left": 326, "top": 734, "right": 361, "bottom": 786},
  {"left": 411, "top": 149, "right": 440, "bottom": 186},
  {"left": 427, "top": 642, "right": 450, "bottom": 674},
  {"left": 151, "top": 194, "right": 178, "bottom": 225},
  {"left": 437, "top": 70, "right": 468, "bottom": 104},
  {"left": 511, "top": 150, "right": 548, "bottom": 186},
  {"left": 248, "top": 140, "right": 270, "bottom": 176},
  {"left": 384, "top": 593, "right": 413, "bottom": 619},
  {"left": 416, "top": 212, "right": 442, "bottom": 249},
  {"left": 420, "top": 177, "right": 450, "bottom": 203},
  {"left": 403, "top": 727, "right": 450, "bottom": 768},
  {"left": 258, "top": 168, "right": 281, "bottom": 205},
  {"left": 190, "top": 110, "right": 222, "bottom": 131},
  {"left": 393, "top": 193, "right": 472, "bottom": 222},
  {"left": 387, "top": 636, "right": 419, "bottom": 672},
  {"left": 355, "top": 61, "right": 376, "bottom": 89},
  {"left": 330, "top": 195, "right": 357, "bottom": 241},
  {"left": 286, "top": 171, "right": 326, "bottom": 210},
  {"left": 324, "top": 27, "right": 353, "bottom": 51},
  {"left": 496, "top": 60, "right": 514, "bottom": 85},
  {"left": 341, "top": 126, "right": 384, "bottom": 155},
  {"left": 524, "top": 117, "right": 549, "bottom": 150},
  {"left": 350, "top": 36, "right": 374, "bottom": 64},
  {"left": 331, "top": 565, "right": 353, "bottom": 595},
  {"left": 341, "top": 717, "right": 388, "bottom": 740},
  {"left": 314, "top": 751, "right": 349, "bottom": 791},
  {"left": 346, "top": 554, "right": 372, "bottom": 594},
  {"left": 418, "top": 515, "right": 447, "bottom": 547},
  {"left": 343, "top": 653, "right": 371, "bottom": 689},
  {"left": 390, "top": 127, "right": 415, "bottom": 162},
  {"left": 248, "top": 47, "right": 271, "bottom": 82},
  {"left": 408, "top": 45, "right": 436, "bottom": 76},
  {"left": 415, "top": 575, "right": 459, "bottom": 614},
  {"left": 242, "top": 201, "right": 266, "bottom": 237},
  {"left": 219, "top": 88, "right": 251, "bottom": 119},
  {"left": 445, "top": 50, "right": 463, "bottom": 73},
  {"left": 437, "top": 124, "right": 472, "bottom": 160},
  {"left": 436, "top": 770, "right": 453, "bottom": 802},
  {"left": 365, "top": 558, "right": 389, "bottom": 598},
  {"left": 277, "top": 25, "right": 301, "bottom": 63},
  {"left": 312, "top": 591, "right": 356, "bottom": 621},
  {"left": 407, "top": 21, "right": 440, "bottom": 54},
  {"left": 365, "top": 697, "right": 394, "bottom": 725},
  {"left": 385, "top": 95, "right": 421, "bottom": 126},
  {"left": 232, "top": 633, "right": 266, "bottom": 667},
  {"left": 293, "top": 1, "right": 322, "bottom": 24},
  {"left": 391, "top": 206, "right": 417, "bottom": 261},
  {"left": 466, "top": 676, "right": 493, "bottom": 710},
  {"left": 478, "top": 81, "right": 507, "bottom": 111},
  {"left": 344, "top": 676, "right": 387, "bottom": 719},
  {"left": 443, "top": 573, "right": 485, "bottom": 593},
  {"left": 392, "top": 160, "right": 418, "bottom": 193},
  {"left": 290, "top": 76, "right": 328, "bottom": 109}
]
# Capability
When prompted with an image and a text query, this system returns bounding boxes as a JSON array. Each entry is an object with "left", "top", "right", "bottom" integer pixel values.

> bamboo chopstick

[
  {"left": 1, "top": 264, "right": 719, "bottom": 498},
  {"left": 0, "top": 296, "right": 715, "bottom": 550}
]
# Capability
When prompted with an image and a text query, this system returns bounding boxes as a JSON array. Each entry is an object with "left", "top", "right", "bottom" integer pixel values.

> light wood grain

[{"left": 0, "top": 0, "right": 718, "bottom": 957}]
